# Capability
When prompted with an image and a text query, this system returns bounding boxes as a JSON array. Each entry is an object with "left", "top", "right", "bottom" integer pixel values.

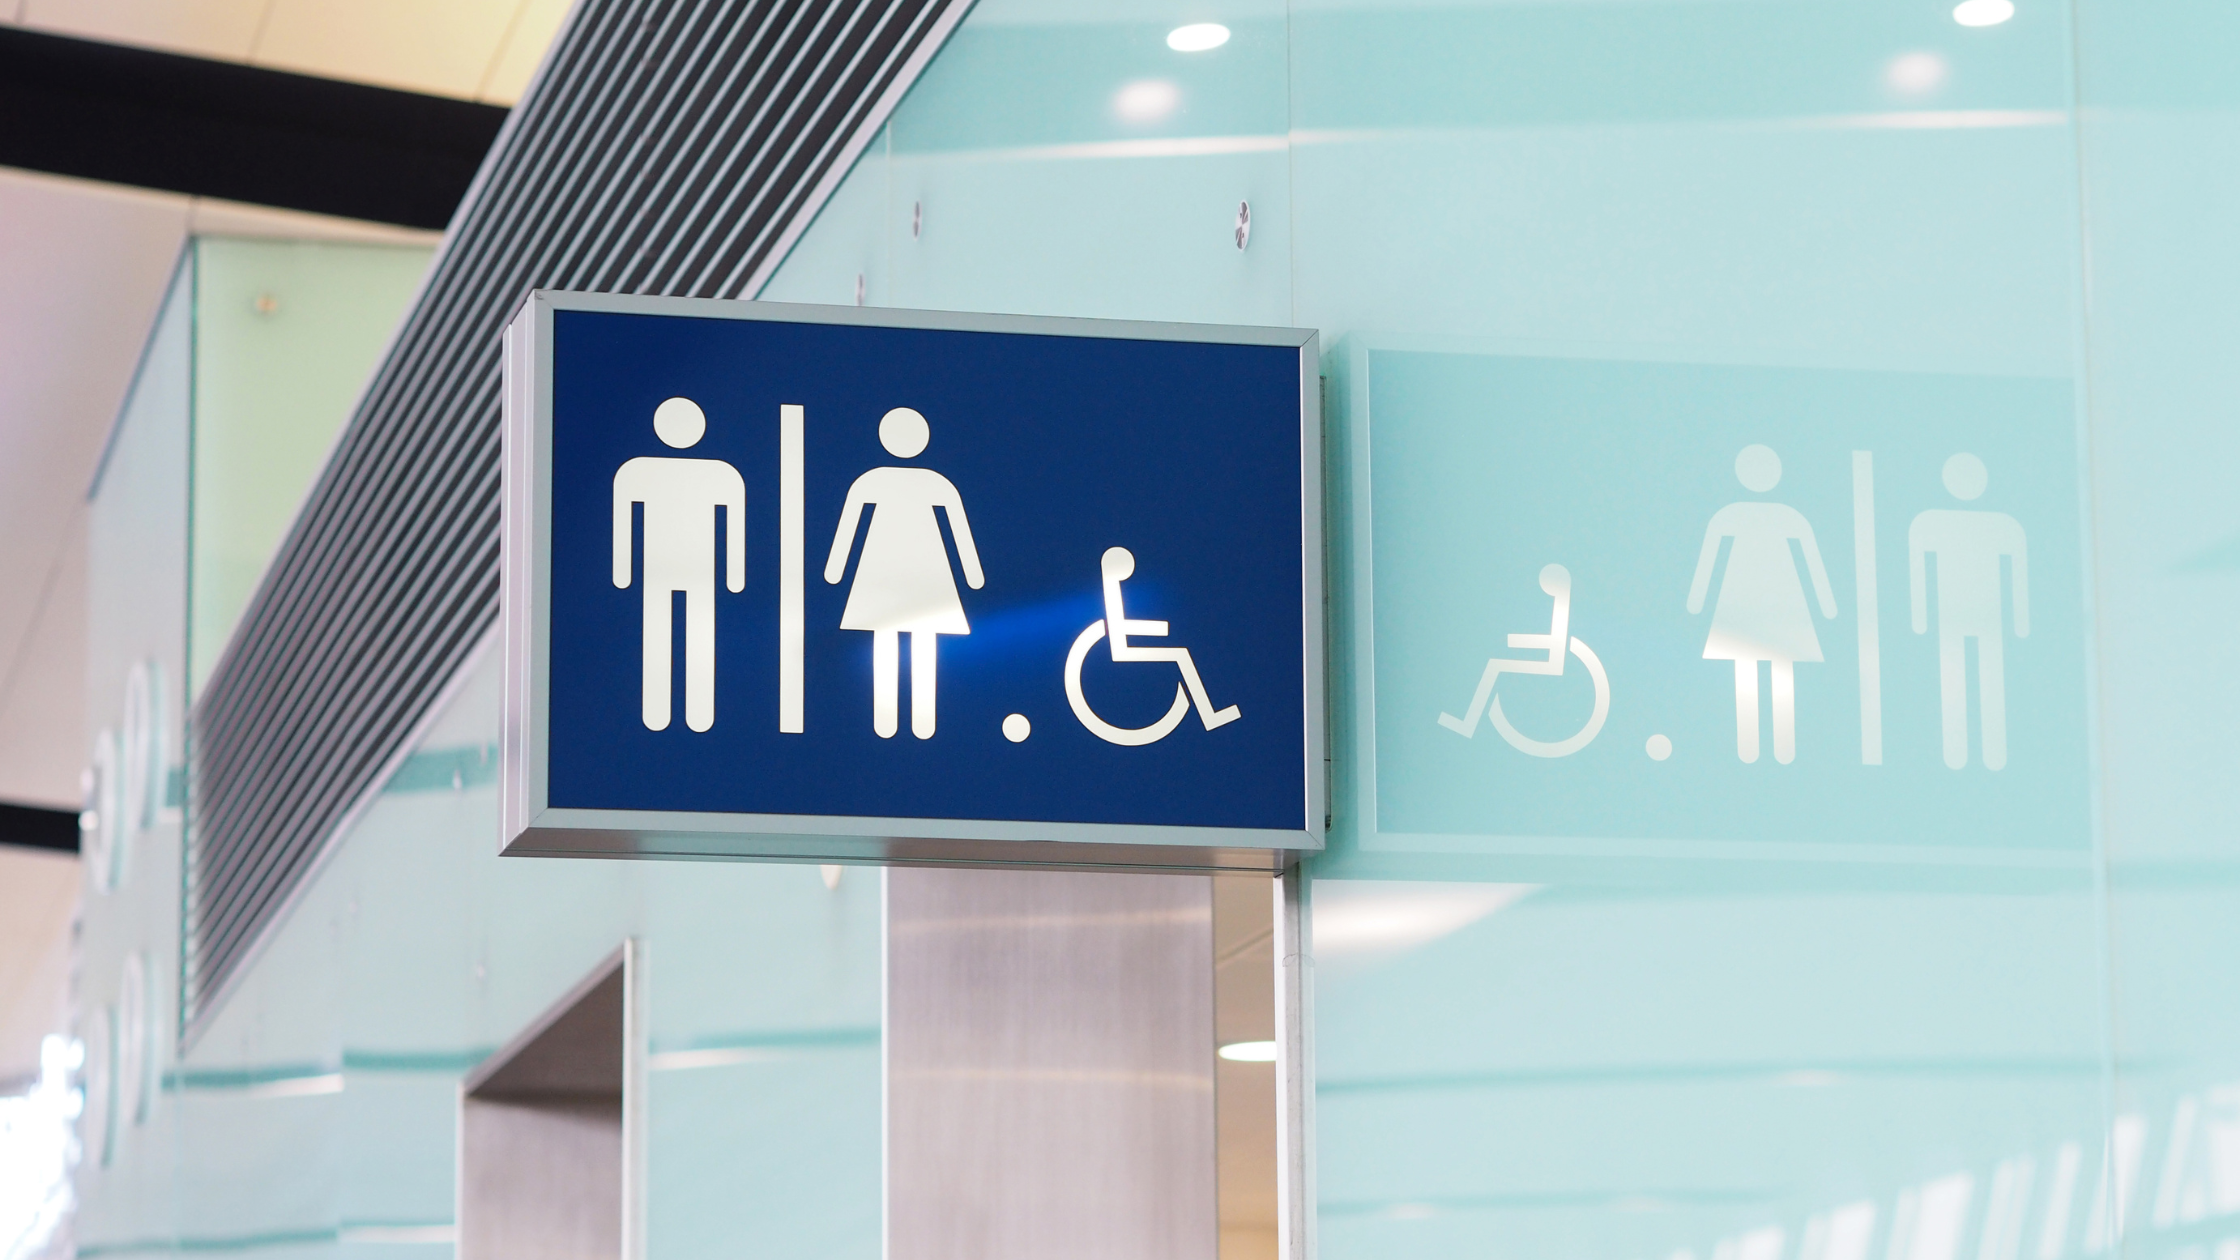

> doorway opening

[{"left": 459, "top": 944, "right": 640, "bottom": 1260}]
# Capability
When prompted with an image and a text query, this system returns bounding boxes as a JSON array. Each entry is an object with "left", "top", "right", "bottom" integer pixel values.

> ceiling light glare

[
  {"left": 1218, "top": 1040, "right": 1278, "bottom": 1062},
  {"left": 1113, "top": 79, "right": 1182, "bottom": 122},
  {"left": 1884, "top": 51, "right": 1949, "bottom": 95},
  {"left": 1167, "top": 22, "right": 1231, "bottom": 52},
  {"left": 1952, "top": 0, "right": 2014, "bottom": 27}
]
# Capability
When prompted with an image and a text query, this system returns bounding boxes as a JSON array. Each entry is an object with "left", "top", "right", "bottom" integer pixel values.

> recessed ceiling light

[
  {"left": 1168, "top": 23, "right": 1231, "bottom": 52},
  {"left": 1218, "top": 1040, "right": 1277, "bottom": 1062},
  {"left": 1113, "top": 79, "right": 1181, "bottom": 122},
  {"left": 1952, "top": 0, "right": 2014, "bottom": 27}
]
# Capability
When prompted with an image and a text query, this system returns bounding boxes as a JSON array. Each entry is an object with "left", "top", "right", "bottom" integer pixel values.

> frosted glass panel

[
  {"left": 756, "top": 1, "right": 2142, "bottom": 1258},
  {"left": 66, "top": 0, "right": 2240, "bottom": 1255},
  {"left": 161, "top": 652, "right": 884, "bottom": 1257},
  {"left": 2074, "top": 4, "right": 2240, "bottom": 1257},
  {"left": 188, "top": 237, "right": 432, "bottom": 697}
]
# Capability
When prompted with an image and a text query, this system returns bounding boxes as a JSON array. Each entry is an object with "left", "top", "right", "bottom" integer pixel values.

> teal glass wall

[
  {"left": 75, "top": 241, "right": 886, "bottom": 1260},
  {"left": 70, "top": 4, "right": 2240, "bottom": 1259},
  {"left": 764, "top": 1, "right": 2237, "bottom": 1257},
  {"left": 186, "top": 238, "right": 433, "bottom": 699}
]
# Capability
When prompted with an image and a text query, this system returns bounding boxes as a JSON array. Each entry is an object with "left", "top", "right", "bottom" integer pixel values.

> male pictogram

[
  {"left": 1910, "top": 452, "right": 2028, "bottom": 770},
  {"left": 613, "top": 397, "right": 745, "bottom": 732}
]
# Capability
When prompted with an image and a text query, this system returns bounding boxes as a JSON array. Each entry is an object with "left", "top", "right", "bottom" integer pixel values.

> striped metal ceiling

[{"left": 185, "top": 0, "right": 974, "bottom": 1033}]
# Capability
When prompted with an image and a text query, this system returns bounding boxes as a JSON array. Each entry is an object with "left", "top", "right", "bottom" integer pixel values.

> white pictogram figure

[
  {"left": 825, "top": 407, "right": 984, "bottom": 739},
  {"left": 1687, "top": 444, "right": 1837, "bottom": 765},
  {"left": 1067, "top": 546, "right": 1240, "bottom": 747},
  {"left": 613, "top": 397, "right": 746, "bottom": 732},
  {"left": 1437, "top": 564, "right": 1610, "bottom": 757},
  {"left": 1909, "top": 452, "right": 2028, "bottom": 770}
]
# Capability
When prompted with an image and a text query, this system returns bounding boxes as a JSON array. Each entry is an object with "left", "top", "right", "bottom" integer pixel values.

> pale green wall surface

[
  {"left": 764, "top": 2, "right": 2240, "bottom": 1259},
  {"left": 67, "top": 3, "right": 2240, "bottom": 1260},
  {"left": 76, "top": 233, "right": 886, "bottom": 1260},
  {"left": 187, "top": 237, "right": 432, "bottom": 697}
]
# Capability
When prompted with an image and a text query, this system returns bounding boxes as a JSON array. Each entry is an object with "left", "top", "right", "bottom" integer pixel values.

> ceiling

[
  {"left": 5, "top": 0, "right": 573, "bottom": 105},
  {"left": 0, "top": 0, "right": 573, "bottom": 809}
]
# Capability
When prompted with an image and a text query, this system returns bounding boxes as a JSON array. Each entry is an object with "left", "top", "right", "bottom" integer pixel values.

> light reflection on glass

[
  {"left": 1885, "top": 51, "right": 1950, "bottom": 97},
  {"left": 1166, "top": 23, "right": 1230, "bottom": 53},
  {"left": 0, "top": 1036, "right": 80, "bottom": 1260},
  {"left": 1953, "top": 0, "right": 2016, "bottom": 27},
  {"left": 1111, "top": 79, "right": 1181, "bottom": 123}
]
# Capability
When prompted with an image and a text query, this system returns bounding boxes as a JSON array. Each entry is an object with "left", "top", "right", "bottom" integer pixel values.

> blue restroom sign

[{"left": 499, "top": 292, "right": 1322, "bottom": 870}]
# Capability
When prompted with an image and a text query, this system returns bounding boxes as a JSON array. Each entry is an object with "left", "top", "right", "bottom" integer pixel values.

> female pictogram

[
  {"left": 1686, "top": 444, "right": 1837, "bottom": 764},
  {"left": 825, "top": 407, "right": 985, "bottom": 739}
]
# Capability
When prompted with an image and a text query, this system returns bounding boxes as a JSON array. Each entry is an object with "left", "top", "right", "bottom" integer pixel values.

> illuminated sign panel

[{"left": 501, "top": 292, "right": 1321, "bottom": 870}]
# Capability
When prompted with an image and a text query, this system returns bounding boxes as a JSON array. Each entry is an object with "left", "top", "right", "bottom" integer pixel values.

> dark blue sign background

[{"left": 545, "top": 310, "right": 1307, "bottom": 831}]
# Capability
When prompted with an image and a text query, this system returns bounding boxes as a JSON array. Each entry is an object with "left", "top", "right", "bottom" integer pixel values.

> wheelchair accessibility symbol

[
  {"left": 1066, "top": 547, "right": 1241, "bottom": 747},
  {"left": 1438, "top": 564, "right": 1610, "bottom": 757}
]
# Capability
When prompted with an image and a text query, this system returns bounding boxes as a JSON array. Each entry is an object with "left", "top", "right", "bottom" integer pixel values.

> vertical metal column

[{"left": 886, "top": 867, "right": 1217, "bottom": 1260}]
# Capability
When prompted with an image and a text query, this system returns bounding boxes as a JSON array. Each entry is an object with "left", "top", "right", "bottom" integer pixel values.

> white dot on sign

[
  {"left": 1166, "top": 22, "right": 1230, "bottom": 52},
  {"left": 1953, "top": 0, "right": 2014, "bottom": 26},
  {"left": 1218, "top": 1040, "right": 1277, "bottom": 1062},
  {"left": 1113, "top": 79, "right": 1181, "bottom": 123},
  {"left": 1002, "top": 713, "right": 1032, "bottom": 743},
  {"left": 1646, "top": 734, "right": 1672, "bottom": 761}
]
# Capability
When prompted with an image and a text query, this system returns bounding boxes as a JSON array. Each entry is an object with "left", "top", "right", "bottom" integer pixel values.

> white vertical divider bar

[
  {"left": 622, "top": 936, "right": 649, "bottom": 1260},
  {"left": 1275, "top": 866, "right": 1315, "bottom": 1260},
  {"left": 1851, "top": 451, "right": 1883, "bottom": 766},
  {"left": 879, "top": 866, "right": 891, "bottom": 1260},
  {"left": 781, "top": 404, "right": 805, "bottom": 732}
]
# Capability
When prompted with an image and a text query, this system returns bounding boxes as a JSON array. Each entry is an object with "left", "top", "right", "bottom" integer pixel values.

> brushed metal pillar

[
  {"left": 459, "top": 942, "right": 647, "bottom": 1260},
  {"left": 887, "top": 867, "right": 1217, "bottom": 1260}
]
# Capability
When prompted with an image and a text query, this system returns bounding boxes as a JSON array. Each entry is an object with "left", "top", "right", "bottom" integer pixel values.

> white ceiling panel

[
  {"left": 251, "top": 0, "right": 529, "bottom": 100},
  {"left": 5, "top": 0, "right": 574, "bottom": 107},
  {"left": 0, "top": 170, "right": 190, "bottom": 808},
  {"left": 0, "top": 169, "right": 438, "bottom": 809},
  {"left": 0, "top": 515, "right": 84, "bottom": 809},
  {"left": 16, "top": 0, "right": 265, "bottom": 61},
  {"left": 479, "top": 0, "right": 572, "bottom": 104}
]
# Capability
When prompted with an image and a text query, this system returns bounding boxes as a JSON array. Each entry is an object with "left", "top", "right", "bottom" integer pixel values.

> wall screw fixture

[{"left": 1235, "top": 201, "right": 1251, "bottom": 251}]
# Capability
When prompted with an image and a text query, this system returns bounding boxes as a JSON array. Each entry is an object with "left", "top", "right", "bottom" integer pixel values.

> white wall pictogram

[
  {"left": 1686, "top": 444, "right": 1837, "bottom": 764},
  {"left": 1437, "top": 564, "right": 1609, "bottom": 757},
  {"left": 1909, "top": 452, "right": 2028, "bottom": 770}
]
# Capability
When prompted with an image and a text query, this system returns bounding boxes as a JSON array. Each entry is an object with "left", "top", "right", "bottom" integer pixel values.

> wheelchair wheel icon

[
  {"left": 1437, "top": 564, "right": 1611, "bottom": 758},
  {"left": 1066, "top": 547, "right": 1240, "bottom": 747}
]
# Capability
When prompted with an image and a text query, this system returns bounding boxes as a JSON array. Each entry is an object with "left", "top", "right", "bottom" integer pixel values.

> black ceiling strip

[
  {"left": 185, "top": 0, "right": 976, "bottom": 1033},
  {"left": 0, "top": 24, "right": 508, "bottom": 229},
  {"left": 0, "top": 801, "right": 79, "bottom": 855}
]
